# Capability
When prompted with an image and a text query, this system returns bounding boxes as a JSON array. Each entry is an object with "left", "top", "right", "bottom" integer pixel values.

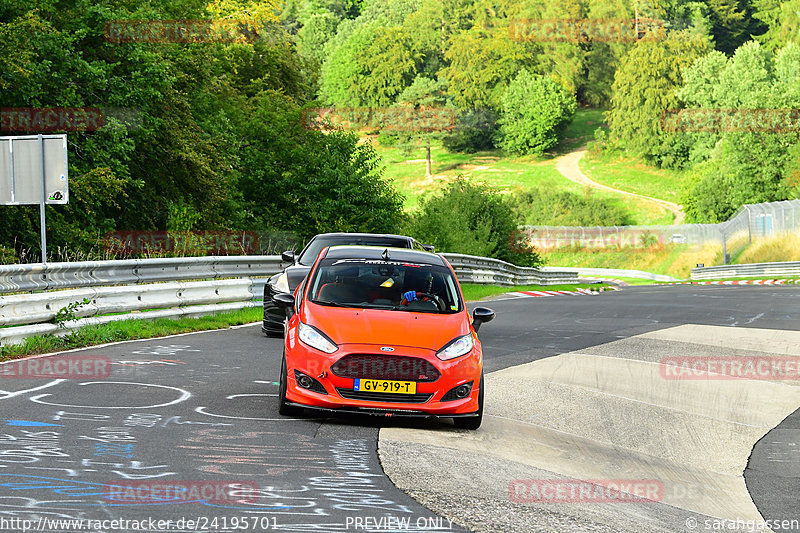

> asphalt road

[{"left": 0, "top": 284, "right": 797, "bottom": 532}]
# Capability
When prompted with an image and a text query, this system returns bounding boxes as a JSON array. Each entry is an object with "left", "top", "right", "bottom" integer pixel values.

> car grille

[
  {"left": 336, "top": 388, "right": 433, "bottom": 403},
  {"left": 331, "top": 354, "right": 440, "bottom": 382}
]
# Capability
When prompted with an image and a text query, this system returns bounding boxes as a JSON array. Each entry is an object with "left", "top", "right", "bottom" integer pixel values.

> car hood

[
  {"left": 302, "top": 304, "right": 470, "bottom": 351},
  {"left": 286, "top": 265, "right": 311, "bottom": 292}
]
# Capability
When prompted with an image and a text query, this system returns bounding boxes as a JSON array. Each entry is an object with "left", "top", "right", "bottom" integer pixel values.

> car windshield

[
  {"left": 297, "top": 236, "right": 410, "bottom": 266},
  {"left": 307, "top": 258, "right": 462, "bottom": 314}
]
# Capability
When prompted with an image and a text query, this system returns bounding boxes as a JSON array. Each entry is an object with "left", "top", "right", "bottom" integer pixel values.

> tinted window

[
  {"left": 297, "top": 236, "right": 410, "bottom": 265},
  {"left": 307, "top": 258, "right": 462, "bottom": 314}
]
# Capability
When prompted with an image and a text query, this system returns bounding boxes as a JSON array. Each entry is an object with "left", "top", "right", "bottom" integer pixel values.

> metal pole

[
  {"left": 746, "top": 206, "right": 751, "bottom": 244},
  {"left": 9, "top": 138, "right": 15, "bottom": 204},
  {"left": 38, "top": 134, "right": 47, "bottom": 264},
  {"left": 722, "top": 234, "right": 727, "bottom": 265}
]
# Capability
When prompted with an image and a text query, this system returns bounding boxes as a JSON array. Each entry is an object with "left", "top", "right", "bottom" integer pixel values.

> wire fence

[{"left": 520, "top": 199, "right": 800, "bottom": 264}]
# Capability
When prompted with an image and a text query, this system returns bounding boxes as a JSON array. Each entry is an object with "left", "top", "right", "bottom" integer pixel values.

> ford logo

[{"left": 380, "top": 347, "right": 395, "bottom": 352}]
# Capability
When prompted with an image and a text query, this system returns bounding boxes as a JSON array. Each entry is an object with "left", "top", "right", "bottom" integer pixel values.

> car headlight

[
  {"left": 436, "top": 334, "right": 474, "bottom": 360},
  {"left": 272, "top": 272, "right": 290, "bottom": 294},
  {"left": 298, "top": 321, "right": 338, "bottom": 354}
]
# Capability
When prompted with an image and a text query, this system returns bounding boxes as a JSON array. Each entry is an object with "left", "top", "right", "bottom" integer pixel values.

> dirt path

[{"left": 555, "top": 148, "right": 685, "bottom": 224}]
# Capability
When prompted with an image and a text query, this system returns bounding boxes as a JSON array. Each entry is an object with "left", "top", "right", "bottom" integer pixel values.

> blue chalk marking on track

[{"left": 6, "top": 420, "right": 63, "bottom": 427}]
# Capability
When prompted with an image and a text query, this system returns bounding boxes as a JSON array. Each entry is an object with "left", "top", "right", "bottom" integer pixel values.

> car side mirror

[
  {"left": 281, "top": 250, "right": 295, "bottom": 264},
  {"left": 472, "top": 307, "right": 495, "bottom": 332},
  {"left": 274, "top": 292, "right": 296, "bottom": 318},
  {"left": 422, "top": 244, "right": 435, "bottom": 253}
]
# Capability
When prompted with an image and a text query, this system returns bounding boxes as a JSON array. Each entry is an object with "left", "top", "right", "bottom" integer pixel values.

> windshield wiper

[{"left": 310, "top": 299, "right": 353, "bottom": 308}]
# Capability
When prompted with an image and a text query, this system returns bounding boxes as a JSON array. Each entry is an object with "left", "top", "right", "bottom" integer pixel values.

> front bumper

[
  {"left": 284, "top": 401, "right": 480, "bottom": 419},
  {"left": 262, "top": 283, "right": 286, "bottom": 334},
  {"left": 284, "top": 340, "right": 482, "bottom": 416}
]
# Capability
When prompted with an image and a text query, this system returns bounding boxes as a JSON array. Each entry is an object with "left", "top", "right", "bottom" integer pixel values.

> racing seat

[{"left": 318, "top": 282, "right": 364, "bottom": 303}]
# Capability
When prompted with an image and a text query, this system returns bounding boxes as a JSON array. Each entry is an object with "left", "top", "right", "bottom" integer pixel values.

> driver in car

[{"left": 401, "top": 270, "right": 437, "bottom": 306}]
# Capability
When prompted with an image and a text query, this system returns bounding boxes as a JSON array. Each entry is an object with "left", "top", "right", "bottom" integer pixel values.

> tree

[
  {"left": 320, "top": 20, "right": 419, "bottom": 106},
  {"left": 409, "top": 178, "right": 542, "bottom": 266},
  {"left": 235, "top": 93, "right": 406, "bottom": 240},
  {"left": 388, "top": 76, "right": 451, "bottom": 177},
  {"left": 498, "top": 70, "right": 577, "bottom": 156},
  {"left": 606, "top": 31, "right": 711, "bottom": 163},
  {"left": 754, "top": 0, "right": 800, "bottom": 49},
  {"left": 676, "top": 41, "right": 800, "bottom": 222},
  {"left": 442, "top": 26, "right": 540, "bottom": 110}
]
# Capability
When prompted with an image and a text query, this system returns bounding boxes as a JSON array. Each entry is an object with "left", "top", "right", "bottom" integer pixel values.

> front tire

[
  {"left": 263, "top": 302, "right": 285, "bottom": 338},
  {"left": 453, "top": 373, "right": 483, "bottom": 430},
  {"left": 278, "top": 354, "right": 303, "bottom": 416}
]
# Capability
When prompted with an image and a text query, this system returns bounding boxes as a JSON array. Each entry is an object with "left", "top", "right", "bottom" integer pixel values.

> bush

[
  {"left": 512, "top": 188, "right": 633, "bottom": 226},
  {"left": 442, "top": 108, "right": 498, "bottom": 153},
  {"left": 0, "top": 245, "right": 16, "bottom": 265},
  {"left": 377, "top": 131, "right": 399, "bottom": 146},
  {"left": 408, "top": 178, "right": 542, "bottom": 267},
  {"left": 498, "top": 70, "right": 577, "bottom": 156}
]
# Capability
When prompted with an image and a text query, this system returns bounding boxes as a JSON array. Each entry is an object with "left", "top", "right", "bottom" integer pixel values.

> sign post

[{"left": 0, "top": 134, "right": 69, "bottom": 264}]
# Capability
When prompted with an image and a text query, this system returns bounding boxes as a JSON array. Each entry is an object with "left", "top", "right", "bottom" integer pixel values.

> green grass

[
  {"left": 461, "top": 282, "right": 612, "bottom": 301},
  {"left": 374, "top": 140, "right": 572, "bottom": 211},
  {"left": 373, "top": 109, "right": 677, "bottom": 225},
  {"left": 543, "top": 242, "right": 724, "bottom": 279},
  {"left": 580, "top": 150, "right": 684, "bottom": 205},
  {"left": 553, "top": 107, "right": 606, "bottom": 154},
  {"left": 0, "top": 307, "right": 263, "bottom": 362}
]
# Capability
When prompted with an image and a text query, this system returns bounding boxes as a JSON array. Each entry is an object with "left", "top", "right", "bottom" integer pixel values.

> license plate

[{"left": 354, "top": 379, "right": 417, "bottom": 394}]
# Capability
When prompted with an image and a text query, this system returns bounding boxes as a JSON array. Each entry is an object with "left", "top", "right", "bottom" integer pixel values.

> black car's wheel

[
  {"left": 278, "top": 354, "right": 303, "bottom": 416},
  {"left": 453, "top": 373, "right": 483, "bottom": 430},
  {"left": 262, "top": 299, "right": 286, "bottom": 338}
]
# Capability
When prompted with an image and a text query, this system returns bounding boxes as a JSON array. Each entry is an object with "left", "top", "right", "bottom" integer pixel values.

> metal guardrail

[
  {"left": 541, "top": 266, "right": 679, "bottom": 282},
  {"left": 691, "top": 261, "right": 800, "bottom": 280},
  {"left": 0, "top": 254, "right": 579, "bottom": 347},
  {"left": 441, "top": 253, "right": 580, "bottom": 285},
  {"left": 0, "top": 256, "right": 284, "bottom": 293}
]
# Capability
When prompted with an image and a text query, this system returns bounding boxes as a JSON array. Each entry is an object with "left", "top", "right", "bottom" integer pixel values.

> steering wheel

[{"left": 400, "top": 292, "right": 445, "bottom": 312}]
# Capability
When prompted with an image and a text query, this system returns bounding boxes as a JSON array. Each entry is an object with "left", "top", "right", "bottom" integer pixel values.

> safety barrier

[
  {"left": 0, "top": 254, "right": 579, "bottom": 346},
  {"left": 691, "top": 261, "right": 800, "bottom": 280}
]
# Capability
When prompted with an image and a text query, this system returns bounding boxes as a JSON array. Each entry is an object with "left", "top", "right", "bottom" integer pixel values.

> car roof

[
  {"left": 323, "top": 245, "right": 445, "bottom": 266},
  {"left": 313, "top": 232, "right": 413, "bottom": 241}
]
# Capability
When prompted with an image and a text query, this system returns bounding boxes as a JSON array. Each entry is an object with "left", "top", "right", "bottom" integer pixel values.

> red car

[{"left": 274, "top": 245, "right": 495, "bottom": 429}]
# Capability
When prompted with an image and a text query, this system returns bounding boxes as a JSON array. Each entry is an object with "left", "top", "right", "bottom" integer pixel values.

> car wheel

[
  {"left": 278, "top": 354, "right": 303, "bottom": 416},
  {"left": 453, "top": 373, "right": 483, "bottom": 430},
  {"left": 263, "top": 306, "right": 285, "bottom": 338}
]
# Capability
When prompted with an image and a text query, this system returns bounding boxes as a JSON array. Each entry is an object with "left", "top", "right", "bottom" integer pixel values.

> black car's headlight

[
  {"left": 298, "top": 321, "right": 338, "bottom": 354},
  {"left": 436, "top": 334, "right": 475, "bottom": 360},
  {"left": 271, "top": 272, "right": 290, "bottom": 293}
]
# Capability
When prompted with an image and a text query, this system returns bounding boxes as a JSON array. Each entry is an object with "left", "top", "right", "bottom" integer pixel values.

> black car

[{"left": 262, "top": 233, "right": 433, "bottom": 337}]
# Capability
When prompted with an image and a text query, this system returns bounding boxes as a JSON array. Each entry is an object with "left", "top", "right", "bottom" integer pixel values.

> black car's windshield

[
  {"left": 297, "top": 236, "right": 410, "bottom": 266},
  {"left": 307, "top": 258, "right": 462, "bottom": 314}
]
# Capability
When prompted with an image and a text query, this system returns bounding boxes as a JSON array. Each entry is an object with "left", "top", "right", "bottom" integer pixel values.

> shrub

[
  {"left": 498, "top": 70, "right": 577, "bottom": 156},
  {"left": 442, "top": 108, "right": 498, "bottom": 153},
  {"left": 409, "top": 178, "right": 542, "bottom": 267}
]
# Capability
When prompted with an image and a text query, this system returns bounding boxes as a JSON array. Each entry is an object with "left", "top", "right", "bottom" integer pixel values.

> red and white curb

[
  {"left": 662, "top": 279, "right": 800, "bottom": 286},
  {"left": 509, "top": 287, "right": 620, "bottom": 298}
]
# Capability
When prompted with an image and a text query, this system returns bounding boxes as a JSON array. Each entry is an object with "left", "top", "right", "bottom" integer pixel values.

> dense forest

[{"left": 1, "top": 0, "right": 799, "bottom": 262}]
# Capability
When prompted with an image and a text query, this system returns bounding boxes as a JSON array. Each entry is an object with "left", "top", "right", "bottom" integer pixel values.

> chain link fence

[{"left": 520, "top": 199, "right": 800, "bottom": 265}]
